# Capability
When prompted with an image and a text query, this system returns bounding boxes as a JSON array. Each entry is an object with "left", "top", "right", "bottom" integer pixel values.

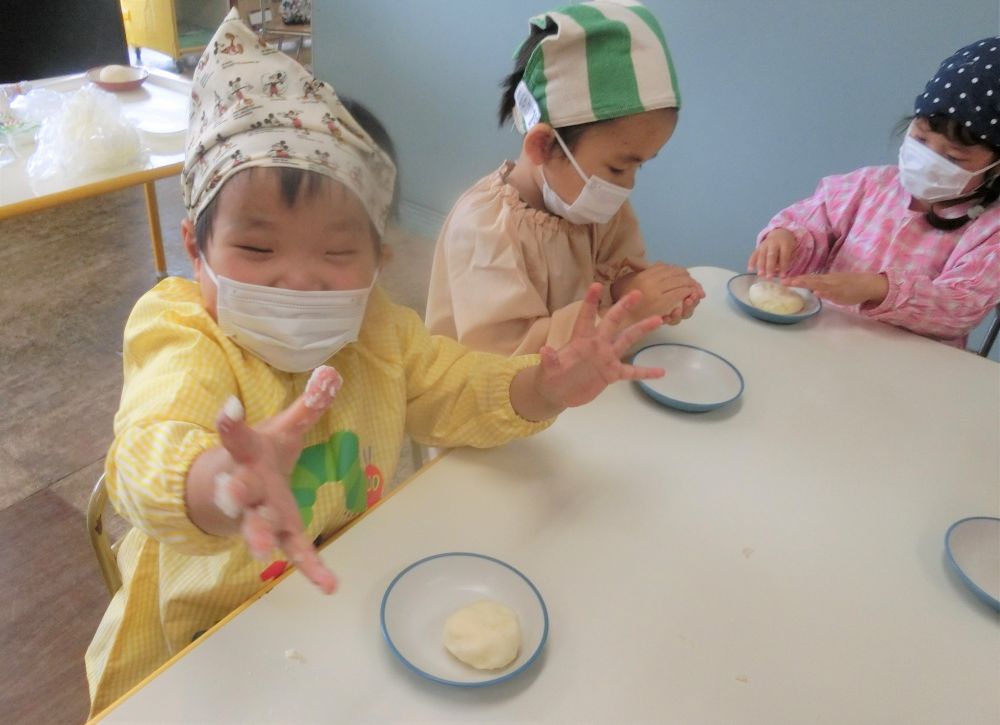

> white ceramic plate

[
  {"left": 727, "top": 273, "right": 822, "bottom": 324},
  {"left": 945, "top": 517, "right": 1000, "bottom": 611},
  {"left": 380, "top": 553, "right": 548, "bottom": 687},
  {"left": 631, "top": 343, "right": 744, "bottom": 412}
]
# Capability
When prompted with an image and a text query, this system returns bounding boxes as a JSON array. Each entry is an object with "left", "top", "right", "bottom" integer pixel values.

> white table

[
  {"left": 0, "top": 69, "right": 190, "bottom": 278},
  {"left": 93, "top": 267, "right": 1000, "bottom": 724}
]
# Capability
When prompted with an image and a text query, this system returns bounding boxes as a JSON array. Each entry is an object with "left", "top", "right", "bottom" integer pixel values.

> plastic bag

[
  {"left": 0, "top": 85, "right": 59, "bottom": 164},
  {"left": 10, "top": 87, "right": 64, "bottom": 125},
  {"left": 26, "top": 84, "right": 146, "bottom": 182}
]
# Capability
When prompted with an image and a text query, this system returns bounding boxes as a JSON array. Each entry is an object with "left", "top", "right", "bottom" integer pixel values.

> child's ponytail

[{"left": 497, "top": 24, "right": 556, "bottom": 129}]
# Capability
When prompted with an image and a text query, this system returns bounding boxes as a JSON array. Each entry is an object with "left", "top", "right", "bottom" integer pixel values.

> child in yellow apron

[{"left": 86, "top": 9, "right": 668, "bottom": 715}]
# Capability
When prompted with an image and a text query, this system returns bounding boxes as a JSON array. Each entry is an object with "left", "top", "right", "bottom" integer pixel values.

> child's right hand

[
  {"left": 611, "top": 263, "right": 704, "bottom": 325},
  {"left": 749, "top": 229, "right": 798, "bottom": 279},
  {"left": 187, "top": 366, "right": 343, "bottom": 594}
]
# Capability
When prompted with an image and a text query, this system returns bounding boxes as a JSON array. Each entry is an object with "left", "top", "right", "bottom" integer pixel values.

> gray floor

[{"left": 0, "top": 172, "right": 434, "bottom": 723}]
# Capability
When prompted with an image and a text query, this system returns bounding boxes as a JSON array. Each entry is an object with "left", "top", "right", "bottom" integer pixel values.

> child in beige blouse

[{"left": 425, "top": 1, "right": 703, "bottom": 355}]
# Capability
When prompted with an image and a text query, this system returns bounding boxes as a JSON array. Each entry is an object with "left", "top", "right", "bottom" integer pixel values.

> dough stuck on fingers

[
  {"left": 303, "top": 366, "right": 344, "bottom": 409},
  {"left": 748, "top": 281, "right": 805, "bottom": 315},
  {"left": 223, "top": 395, "right": 244, "bottom": 422},
  {"left": 443, "top": 600, "right": 521, "bottom": 670},
  {"left": 213, "top": 472, "right": 241, "bottom": 519}
]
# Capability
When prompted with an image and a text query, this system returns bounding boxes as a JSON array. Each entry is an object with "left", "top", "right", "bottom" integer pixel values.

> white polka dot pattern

[{"left": 914, "top": 36, "right": 1000, "bottom": 147}]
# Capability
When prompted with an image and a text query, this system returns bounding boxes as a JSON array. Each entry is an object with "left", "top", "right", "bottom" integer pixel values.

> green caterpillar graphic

[{"left": 289, "top": 431, "right": 384, "bottom": 527}]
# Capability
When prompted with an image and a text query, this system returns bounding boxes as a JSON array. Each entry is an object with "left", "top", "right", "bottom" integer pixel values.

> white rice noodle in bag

[{"left": 27, "top": 85, "right": 146, "bottom": 182}]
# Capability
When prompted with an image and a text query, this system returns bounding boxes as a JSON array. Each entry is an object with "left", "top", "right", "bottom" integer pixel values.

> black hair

[
  {"left": 341, "top": 96, "right": 401, "bottom": 221},
  {"left": 195, "top": 96, "right": 399, "bottom": 252},
  {"left": 898, "top": 113, "right": 1000, "bottom": 231},
  {"left": 497, "top": 21, "right": 600, "bottom": 152}
]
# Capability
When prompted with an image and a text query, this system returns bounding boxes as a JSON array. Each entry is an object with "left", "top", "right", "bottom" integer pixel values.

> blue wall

[{"left": 314, "top": 1, "right": 999, "bottom": 354}]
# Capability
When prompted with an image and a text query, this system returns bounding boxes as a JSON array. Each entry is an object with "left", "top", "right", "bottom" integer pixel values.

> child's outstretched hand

[
  {"left": 511, "top": 283, "right": 665, "bottom": 421},
  {"left": 186, "top": 366, "right": 343, "bottom": 595},
  {"left": 783, "top": 272, "right": 889, "bottom": 306}
]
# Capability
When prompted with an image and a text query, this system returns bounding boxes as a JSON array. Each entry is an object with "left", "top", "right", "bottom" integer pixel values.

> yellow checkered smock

[{"left": 86, "top": 278, "right": 549, "bottom": 715}]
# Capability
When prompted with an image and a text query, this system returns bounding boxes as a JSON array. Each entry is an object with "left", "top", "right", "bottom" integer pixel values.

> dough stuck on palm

[
  {"left": 443, "top": 600, "right": 521, "bottom": 670},
  {"left": 748, "top": 281, "right": 805, "bottom": 315}
]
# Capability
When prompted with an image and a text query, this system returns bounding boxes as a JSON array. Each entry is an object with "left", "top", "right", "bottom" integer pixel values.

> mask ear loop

[
  {"left": 550, "top": 128, "right": 590, "bottom": 183},
  {"left": 199, "top": 252, "right": 220, "bottom": 287},
  {"left": 924, "top": 154, "right": 1000, "bottom": 230}
]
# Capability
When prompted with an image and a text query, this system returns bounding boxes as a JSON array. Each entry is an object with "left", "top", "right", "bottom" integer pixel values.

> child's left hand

[
  {"left": 784, "top": 272, "right": 889, "bottom": 306},
  {"left": 511, "top": 283, "right": 665, "bottom": 421}
]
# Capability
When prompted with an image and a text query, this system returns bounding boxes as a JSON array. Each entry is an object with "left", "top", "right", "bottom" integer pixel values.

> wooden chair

[{"left": 87, "top": 474, "right": 123, "bottom": 596}]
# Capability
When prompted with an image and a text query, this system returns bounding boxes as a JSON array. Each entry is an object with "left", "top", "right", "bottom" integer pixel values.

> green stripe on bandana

[
  {"left": 561, "top": 4, "right": 642, "bottom": 121},
  {"left": 627, "top": 4, "right": 681, "bottom": 108},
  {"left": 517, "top": 1, "right": 679, "bottom": 131}
]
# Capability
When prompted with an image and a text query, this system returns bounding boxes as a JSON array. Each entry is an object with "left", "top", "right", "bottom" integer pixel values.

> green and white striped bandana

[{"left": 513, "top": 0, "right": 680, "bottom": 132}]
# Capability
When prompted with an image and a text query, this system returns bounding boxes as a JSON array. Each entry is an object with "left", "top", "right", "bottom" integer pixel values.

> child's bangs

[
  {"left": 926, "top": 114, "right": 997, "bottom": 151},
  {"left": 260, "top": 166, "right": 334, "bottom": 207},
  {"left": 194, "top": 167, "right": 338, "bottom": 251}
]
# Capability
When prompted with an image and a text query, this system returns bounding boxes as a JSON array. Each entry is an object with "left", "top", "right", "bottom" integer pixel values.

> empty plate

[
  {"left": 631, "top": 343, "right": 744, "bottom": 412},
  {"left": 945, "top": 517, "right": 1000, "bottom": 611},
  {"left": 380, "top": 552, "right": 548, "bottom": 687},
  {"left": 727, "top": 273, "right": 822, "bottom": 324}
]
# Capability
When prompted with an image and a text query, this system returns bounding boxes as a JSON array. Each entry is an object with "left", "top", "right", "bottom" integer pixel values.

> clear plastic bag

[
  {"left": 10, "top": 87, "right": 64, "bottom": 125},
  {"left": 0, "top": 84, "right": 57, "bottom": 165},
  {"left": 26, "top": 84, "right": 146, "bottom": 182}
]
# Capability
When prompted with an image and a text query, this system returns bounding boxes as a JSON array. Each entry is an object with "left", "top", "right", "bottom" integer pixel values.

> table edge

[{"left": 86, "top": 446, "right": 453, "bottom": 723}]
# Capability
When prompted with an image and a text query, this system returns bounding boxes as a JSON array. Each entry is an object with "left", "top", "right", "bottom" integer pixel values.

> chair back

[
  {"left": 978, "top": 304, "right": 1000, "bottom": 358},
  {"left": 87, "top": 474, "right": 123, "bottom": 596}
]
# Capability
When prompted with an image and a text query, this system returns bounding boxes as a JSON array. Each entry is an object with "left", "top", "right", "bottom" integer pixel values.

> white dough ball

[
  {"left": 748, "top": 281, "right": 805, "bottom": 315},
  {"left": 443, "top": 600, "right": 521, "bottom": 670},
  {"left": 99, "top": 65, "right": 137, "bottom": 83}
]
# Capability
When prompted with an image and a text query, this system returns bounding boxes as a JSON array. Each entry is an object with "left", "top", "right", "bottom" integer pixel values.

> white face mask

[
  {"left": 201, "top": 255, "right": 375, "bottom": 373},
  {"left": 898, "top": 130, "right": 1000, "bottom": 203},
  {"left": 541, "top": 130, "right": 631, "bottom": 225}
]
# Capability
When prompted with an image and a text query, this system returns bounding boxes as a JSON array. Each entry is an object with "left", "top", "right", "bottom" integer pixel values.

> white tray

[{"left": 1, "top": 68, "right": 190, "bottom": 211}]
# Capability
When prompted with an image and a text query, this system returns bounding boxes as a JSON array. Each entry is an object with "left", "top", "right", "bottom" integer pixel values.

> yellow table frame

[{"left": 0, "top": 163, "right": 181, "bottom": 280}]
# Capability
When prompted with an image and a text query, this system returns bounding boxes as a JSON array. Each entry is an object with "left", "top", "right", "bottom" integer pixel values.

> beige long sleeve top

[{"left": 425, "top": 162, "right": 650, "bottom": 355}]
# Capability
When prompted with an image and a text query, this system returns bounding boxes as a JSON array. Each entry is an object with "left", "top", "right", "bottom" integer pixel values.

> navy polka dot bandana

[{"left": 915, "top": 36, "right": 1000, "bottom": 149}]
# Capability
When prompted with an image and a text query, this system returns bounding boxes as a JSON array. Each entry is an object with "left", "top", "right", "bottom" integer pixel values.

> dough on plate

[
  {"left": 748, "top": 281, "right": 805, "bottom": 315},
  {"left": 99, "top": 65, "right": 138, "bottom": 83},
  {"left": 443, "top": 600, "right": 521, "bottom": 670}
]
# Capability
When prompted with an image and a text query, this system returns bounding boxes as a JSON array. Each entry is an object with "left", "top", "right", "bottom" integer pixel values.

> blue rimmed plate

[
  {"left": 727, "top": 273, "right": 822, "bottom": 324},
  {"left": 380, "top": 552, "right": 548, "bottom": 687},
  {"left": 945, "top": 517, "right": 1000, "bottom": 611},
  {"left": 631, "top": 343, "right": 744, "bottom": 412}
]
